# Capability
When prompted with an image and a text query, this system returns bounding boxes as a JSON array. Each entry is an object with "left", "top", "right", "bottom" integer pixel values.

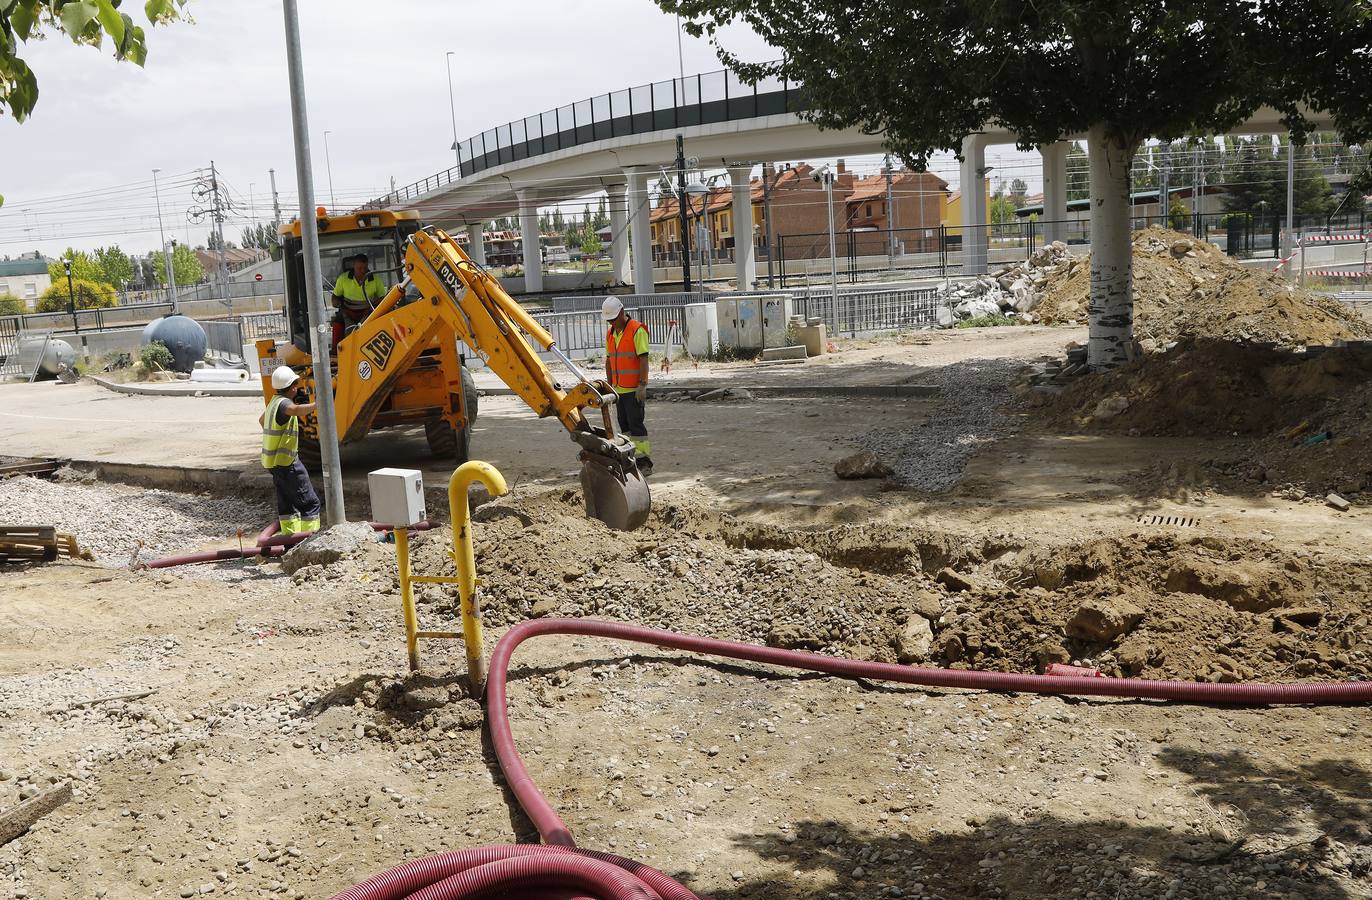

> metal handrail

[{"left": 364, "top": 60, "right": 796, "bottom": 209}]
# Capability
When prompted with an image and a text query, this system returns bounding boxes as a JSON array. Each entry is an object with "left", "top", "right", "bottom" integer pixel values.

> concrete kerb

[
  {"left": 86, "top": 375, "right": 262, "bottom": 399},
  {"left": 476, "top": 383, "right": 939, "bottom": 400}
]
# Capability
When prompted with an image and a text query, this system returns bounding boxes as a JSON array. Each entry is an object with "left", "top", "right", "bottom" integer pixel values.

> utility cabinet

[
  {"left": 368, "top": 467, "right": 426, "bottom": 527},
  {"left": 714, "top": 294, "right": 794, "bottom": 352},
  {"left": 683, "top": 302, "right": 719, "bottom": 358}
]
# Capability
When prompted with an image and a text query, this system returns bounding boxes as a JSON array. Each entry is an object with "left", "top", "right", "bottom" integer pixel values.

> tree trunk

[{"left": 1086, "top": 125, "right": 1138, "bottom": 369}]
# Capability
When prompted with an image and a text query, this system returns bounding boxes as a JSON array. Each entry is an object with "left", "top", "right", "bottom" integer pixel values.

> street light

[
  {"left": 63, "top": 259, "right": 78, "bottom": 333},
  {"left": 151, "top": 168, "right": 178, "bottom": 312},
  {"left": 323, "top": 129, "right": 337, "bottom": 211},
  {"left": 445, "top": 51, "right": 462, "bottom": 171},
  {"left": 813, "top": 164, "right": 838, "bottom": 327}
]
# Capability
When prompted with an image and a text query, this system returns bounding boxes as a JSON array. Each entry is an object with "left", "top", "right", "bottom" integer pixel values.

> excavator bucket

[{"left": 579, "top": 451, "right": 651, "bottom": 531}]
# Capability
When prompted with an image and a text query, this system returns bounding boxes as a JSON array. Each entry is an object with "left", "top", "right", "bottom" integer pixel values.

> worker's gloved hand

[{"left": 635, "top": 385, "right": 647, "bottom": 403}]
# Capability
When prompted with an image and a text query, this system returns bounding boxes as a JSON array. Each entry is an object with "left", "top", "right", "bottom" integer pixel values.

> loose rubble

[
  {"left": 851, "top": 358, "right": 1025, "bottom": 490},
  {"left": 936, "top": 241, "right": 1073, "bottom": 325},
  {"left": 0, "top": 472, "right": 266, "bottom": 566}
]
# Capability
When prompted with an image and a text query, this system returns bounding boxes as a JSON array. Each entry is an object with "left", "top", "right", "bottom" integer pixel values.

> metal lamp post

[
  {"left": 323, "top": 129, "right": 337, "bottom": 211},
  {"left": 151, "top": 168, "right": 178, "bottom": 312},
  {"left": 282, "top": 0, "right": 346, "bottom": 526},
  {"left": 445, "top": 51, "right": 463, "bottom": 171},
  {"left": 63, "top": 259, "right": 78, "bottom": 333}
]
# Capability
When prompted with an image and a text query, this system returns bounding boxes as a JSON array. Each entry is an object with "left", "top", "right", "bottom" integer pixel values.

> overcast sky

[{"left": 0, "top": 1, "right": 1046, "bottom": 258}]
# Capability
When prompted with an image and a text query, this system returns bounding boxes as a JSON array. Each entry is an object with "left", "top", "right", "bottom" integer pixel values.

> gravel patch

[
  {"left": 0, "top": 475, "right": 268, "bottom": 566},
  {"left": 852, "top": 357, "right": 1025, "bottom": 490}
]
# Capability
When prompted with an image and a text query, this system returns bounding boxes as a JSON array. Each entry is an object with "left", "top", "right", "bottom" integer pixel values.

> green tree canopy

[
  {"left": 581, "top": 222, "right": 604, "bottom": 256},
  {"left": 0, "top": 1, "right": 190, "bottom": 206},
  {"left": 989, "top": 193, "right": 1017, "bottom": 225},
  {"left": 662, "top": 0, "right": 1372, "bottom": 368},
  {"left": 1220, "top": 139, "right": 1335, "bottom": 218},
  {"left": 152, "top": 242, "right": 203, "bottom": 286},
  {"left": 94, "top": 244, "right": 132, "bottom": 289},
  {"left": 48, "top": 247, "right": 104, "bottom": 283},
  {"left": 37, "top": 277, "right": 115, "bottom": 312}
]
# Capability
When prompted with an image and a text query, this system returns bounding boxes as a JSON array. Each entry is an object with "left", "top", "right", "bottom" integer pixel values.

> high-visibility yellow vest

[
  {"left": 335, "top": 272, "right": 386, "bottom": 311},
  {"left": 261, "top": 395, "right": 299, "bottom": 469},
  {"left": 606, "top": 319, "right": 648, "bottom": 391}
]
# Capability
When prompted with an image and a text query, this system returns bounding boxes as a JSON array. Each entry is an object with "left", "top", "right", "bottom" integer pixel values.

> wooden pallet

[{"left": 0, "top": 526, "right": 90, "bottom": 563}]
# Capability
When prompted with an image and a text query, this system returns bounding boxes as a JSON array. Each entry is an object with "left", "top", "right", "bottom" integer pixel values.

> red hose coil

[{"left": 337, "top": 617, "right": 1372, "bottom": 898}]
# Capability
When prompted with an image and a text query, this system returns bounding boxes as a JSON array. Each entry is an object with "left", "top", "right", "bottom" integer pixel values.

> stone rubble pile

[{"left": 936, "top": 241, "right": 1076, "bottom": 326}]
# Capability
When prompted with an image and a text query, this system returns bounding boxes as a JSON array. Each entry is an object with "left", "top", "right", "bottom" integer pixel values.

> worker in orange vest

[{"left": 602, "top": 297, "right": 652, "bottom": 476}]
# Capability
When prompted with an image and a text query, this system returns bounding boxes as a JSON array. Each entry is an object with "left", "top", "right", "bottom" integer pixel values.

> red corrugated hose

[
  {"left": 140, "top": 520, "right": 436, "bottom": 569},
  {"left": 334, "top": 617, "right": 1372, "bottom": 899}
]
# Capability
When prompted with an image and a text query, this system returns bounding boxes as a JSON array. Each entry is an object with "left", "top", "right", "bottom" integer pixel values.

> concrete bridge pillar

[
  {"left": 728, "top": 165, "right": 757, "bottom": 290},
  {"left": 1040, "top": 141, "right": 1069, "bottom": 245},
  {"left": 624, "top": 167, "right": 654, "bottom": 294},
  {"left": 605, "top": 181, "right": 631, "bottom": 286},
  {"left": 465, "top": 222, "right": 487, "bottom": 267},
  {"left": 516, "top": 191, "right": 543, "bottom": 294},
  {"left": 959, "top": 133, "right": 990, "bottom": 276}
]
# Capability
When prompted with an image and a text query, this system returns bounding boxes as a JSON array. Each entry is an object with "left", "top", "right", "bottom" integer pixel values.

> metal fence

[
  {"left": 0, "top": 316, "right": 21, "bottom": 376},
  {"left": 534, "top": 283, "right": 939, "bottom": 358},
  {"left": 367, "top": 61, "right": 799, "bottom": 207},
  {"left": 203, "top": 313, "right": 290, "bottom": 366}
]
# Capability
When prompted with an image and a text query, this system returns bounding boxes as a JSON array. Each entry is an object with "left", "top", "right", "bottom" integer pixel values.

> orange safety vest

[{"left": 606, "top": 319, "right": 648, "bottom": 389}]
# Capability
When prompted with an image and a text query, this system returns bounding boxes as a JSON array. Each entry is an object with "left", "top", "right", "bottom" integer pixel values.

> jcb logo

[
  {"left": 362, "top": 330, "right": 396, "bottom": 371},
  {"left": 437, "top": 262, "right": 462, "bottom": 295}
]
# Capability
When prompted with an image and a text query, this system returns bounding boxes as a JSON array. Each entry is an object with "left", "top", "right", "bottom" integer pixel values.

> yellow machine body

[{"left": 257, "top": 214, "right": 650, "bottom": 530}]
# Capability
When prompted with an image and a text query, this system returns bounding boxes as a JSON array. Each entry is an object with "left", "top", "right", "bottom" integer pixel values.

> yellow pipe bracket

[
  {"left": 449, "top": 461, "right": 509, "bottom": 695},
  {"left": 391, "top": 460, "right": 508, "bottom": 685}
]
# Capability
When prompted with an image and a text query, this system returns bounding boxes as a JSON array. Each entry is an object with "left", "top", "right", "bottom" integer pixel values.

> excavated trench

[{"left": 346, "top": 488, "right": 1372, "bottom": 687}]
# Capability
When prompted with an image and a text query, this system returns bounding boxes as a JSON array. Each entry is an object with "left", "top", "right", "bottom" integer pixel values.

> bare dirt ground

[{"left": 2, "top": 324, "right": 1370, "bottom": 900}]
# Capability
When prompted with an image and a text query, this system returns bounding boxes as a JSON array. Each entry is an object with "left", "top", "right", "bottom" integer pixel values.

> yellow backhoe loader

[{"left": 256, "top": 209, "right": 650, "bottom": 531}]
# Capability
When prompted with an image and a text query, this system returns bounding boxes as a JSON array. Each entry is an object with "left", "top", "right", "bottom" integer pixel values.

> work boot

[{"left": 636, "top": 455, "right": 654, "bottom": 477}]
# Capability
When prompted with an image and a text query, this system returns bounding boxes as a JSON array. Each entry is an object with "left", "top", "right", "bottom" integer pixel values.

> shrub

[
  {"left": 139, "top": 341, "right": 174, "bottom": 372},
  {"left": 0, "top": 293, "right": 24, "bottom": 316},
  {"left": 36, "top": 279, "right": 116, "bottom": 313}
]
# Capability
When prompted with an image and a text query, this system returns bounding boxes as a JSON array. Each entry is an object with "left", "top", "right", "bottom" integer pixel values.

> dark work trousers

[
  {"left": 269, "top": 459, "right": 321, "bottom": 526},
  {"left": 615, "top": 390, "right": 650, "bottom": 457}
]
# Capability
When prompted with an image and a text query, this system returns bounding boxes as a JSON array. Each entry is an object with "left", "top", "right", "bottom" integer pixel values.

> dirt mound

[
  {"left": 328, "top": 487, "right": 1372, "bottom": 686},
  {"left": 940, "top": 530, "right": 1371, "bottom": 683},
  {"left": 1035, "top": 227, "right": 1372, "bottom": 348},
  {"left": 1043, "top": 339, "right": 1372, "bottom": 436},
  {"left": 1037, "top": 339, "right": 1372, "bottom": 497}
]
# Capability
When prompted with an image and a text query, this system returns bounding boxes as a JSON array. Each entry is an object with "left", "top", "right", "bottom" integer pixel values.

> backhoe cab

[{"left": 256, "top": 209, "right": 650, "bottom": 531}]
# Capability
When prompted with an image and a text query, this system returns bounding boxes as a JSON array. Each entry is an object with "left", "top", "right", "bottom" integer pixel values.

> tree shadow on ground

[{"left": 692, "top": 748, "right": 1372, "bottom": 899}]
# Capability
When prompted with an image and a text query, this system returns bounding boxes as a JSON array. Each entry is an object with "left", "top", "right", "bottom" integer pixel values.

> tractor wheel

[
  {"left": 297, "top": 437, "right": 323, "bottom": 474},
  {"left": 461, "top": 364, "right": 479, "bottom": 425},
  {"left": 424, "top": 417, "right": 470, "bottom": 463}
]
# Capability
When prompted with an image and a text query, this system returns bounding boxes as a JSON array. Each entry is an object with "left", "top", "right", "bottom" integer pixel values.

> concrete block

[
  {"left": 796, "top": 323, "right": 827, "bottom": 357},
  {"left": 760, "top": 344, "right": 807, "bottom": 362}
]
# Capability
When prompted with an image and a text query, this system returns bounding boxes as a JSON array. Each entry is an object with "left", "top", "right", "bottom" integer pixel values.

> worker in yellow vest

[
  {"left": 331, "top": 254, "right": 387, "bottom": 349},
  {"left": 260, "top": 366, "right": 322, "bottom": 534},
  {"left": 602, "top": 297, "right": 653, "bottom": 476}
]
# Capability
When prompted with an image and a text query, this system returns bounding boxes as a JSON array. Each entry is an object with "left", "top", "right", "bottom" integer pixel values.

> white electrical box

[
  {"left": 368, "top": 467, "right": 426, "bottom": 527},
  {"left": 683, "top": 302, "right": 719, "bottom": 357}
]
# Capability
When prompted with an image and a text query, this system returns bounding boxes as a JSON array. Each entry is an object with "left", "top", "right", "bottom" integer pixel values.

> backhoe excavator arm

[{"left": 331, "top": 226, "right": 649, "bottom": 530}]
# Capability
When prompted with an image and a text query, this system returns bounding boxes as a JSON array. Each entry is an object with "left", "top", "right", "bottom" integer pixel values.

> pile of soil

[
  {"left": 1035, "top": 227, "right": 1372, "bottom": 348},
  {"left": 327, "top": 488, "right": 1372, "bottom": 685},
  {"left": 1038, "top": 339, "right": 1372, "bottom": 497}
]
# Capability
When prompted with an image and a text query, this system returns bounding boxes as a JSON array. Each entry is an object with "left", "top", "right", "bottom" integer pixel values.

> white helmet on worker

[
  {"left": 271, "top": 366, "right": 300, "bottom": 391},
  {"left": 601, "top": 297, "right": 625, "bottom": 321}
]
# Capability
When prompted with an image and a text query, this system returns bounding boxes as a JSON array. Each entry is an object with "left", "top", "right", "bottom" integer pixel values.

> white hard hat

[
  {"left": 271, "top": 366, "right": 300, "bottom": 391},
  {"left": 601, "top": 297, "right": 624, "bottom": 321}
]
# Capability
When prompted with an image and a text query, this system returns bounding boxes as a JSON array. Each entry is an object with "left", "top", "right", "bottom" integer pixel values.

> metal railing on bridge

[{"left": 366, "top": 61, "right": 801, "bottom": 208}]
